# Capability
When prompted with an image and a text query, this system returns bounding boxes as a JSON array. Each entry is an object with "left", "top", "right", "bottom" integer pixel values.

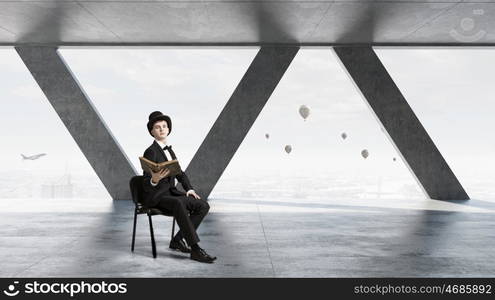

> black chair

[{"left": 129, "top": 175, "right": 176, "bottom": 258}]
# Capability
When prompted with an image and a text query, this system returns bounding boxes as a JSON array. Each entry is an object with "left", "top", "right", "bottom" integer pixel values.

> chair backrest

[{"left": 129, "top": 175, "right": 144, "bottom": 206}]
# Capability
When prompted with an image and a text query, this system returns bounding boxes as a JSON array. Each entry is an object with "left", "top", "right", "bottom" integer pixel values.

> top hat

[{"left": 147, "top": 111, "right": 172, "bottom": 136}]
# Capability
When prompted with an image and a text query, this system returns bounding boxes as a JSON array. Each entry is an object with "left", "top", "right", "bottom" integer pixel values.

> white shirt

[
  {"left": 150, "top": 139, "right": 194, "bottom": 195},
  {"left": 155, "top": 139, "right": 170, "bottom": 160}
]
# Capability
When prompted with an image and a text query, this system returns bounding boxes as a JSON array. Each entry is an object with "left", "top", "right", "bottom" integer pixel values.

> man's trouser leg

[
  {"left": 172, "top": 196, "right": 210, "bottom": 243},
  {"left": 154, "top": 195, "right": 202, "bottom": 246}
]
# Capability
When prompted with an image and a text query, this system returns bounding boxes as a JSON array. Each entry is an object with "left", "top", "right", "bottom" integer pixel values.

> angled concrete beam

[
  {"left": 334, "top": 46, "right": 469, "bottom": 200},
  {"left": 184, "top": 47, "right": 299, "bottom": 199},
  {"left": 16, "top": 46, "right": 136, "bottom": 200}
]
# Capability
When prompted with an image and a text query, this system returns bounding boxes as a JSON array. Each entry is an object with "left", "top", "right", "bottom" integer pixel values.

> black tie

[{"left": 163, "top": 145, "right": 177, "bottom": 160}]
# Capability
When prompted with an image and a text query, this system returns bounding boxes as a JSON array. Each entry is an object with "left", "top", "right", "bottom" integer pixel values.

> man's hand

[
  {"left": 186, "top": 190, "right": 201, "bottom": 199},
  {"left": 151, "top": 169, "right": 170, "bottom": 184}
]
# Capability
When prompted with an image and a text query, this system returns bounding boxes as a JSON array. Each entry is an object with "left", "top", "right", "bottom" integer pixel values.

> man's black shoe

[
  {"left": 169, "top": 239, "right": 191, "bottom": 253},
  {"left": 191, "top": 248, "right": 217, "bottom": 263}
]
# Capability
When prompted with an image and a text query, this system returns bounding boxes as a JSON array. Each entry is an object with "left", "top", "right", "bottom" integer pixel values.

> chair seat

[
  {"left": 149, "top": 208, "right": 174, "bottom": 216},
  {"left": 136, "top": 206, "right": 174, "bottom": 217}
]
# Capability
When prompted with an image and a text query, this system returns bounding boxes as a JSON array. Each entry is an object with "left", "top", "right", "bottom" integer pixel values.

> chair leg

[
  {"left": 131, "top": 209, "right": 138, "bottom": 252},
  {"left": 171, "top": 217, "right": 176, "bottom": 241},
  {"left": 148, "top": 214, "right": 157, "bottom": 258}
]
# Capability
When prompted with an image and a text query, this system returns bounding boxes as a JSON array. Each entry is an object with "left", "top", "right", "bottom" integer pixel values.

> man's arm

[
  {"left": 173, "top": 151, "right": 200, "bottom": 198},
  {"left": 142, "top": 148, "right": 157, "bottom": 192},
  {"left": 176, "top": 170, "right": 193, "bottom": 192}
]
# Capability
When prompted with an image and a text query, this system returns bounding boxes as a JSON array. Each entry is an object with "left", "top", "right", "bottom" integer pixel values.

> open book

[{"left": 139, "top": 157, "right": 182, "bottom": 177}]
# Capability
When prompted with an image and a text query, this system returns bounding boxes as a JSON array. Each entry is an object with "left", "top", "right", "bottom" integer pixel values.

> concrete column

[
  {"left": 184, "top": 46, "right": 299, "bottom": 199},
  {"left": 16, "top": 46, "right": 136, "bottom": 200},
  {"left": 334, "top": 46, "right": 468, "bottom": 200}
]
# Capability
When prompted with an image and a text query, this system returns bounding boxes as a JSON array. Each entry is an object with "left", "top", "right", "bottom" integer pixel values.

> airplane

[{"left": 21, "top": 153, "right": 47, "bottom": 160}]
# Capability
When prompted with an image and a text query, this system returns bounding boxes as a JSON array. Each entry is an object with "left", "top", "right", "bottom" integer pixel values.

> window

[
  {"left": 376, "top": 48, "right": 495, "bottom": 202},
  {"left": 0, "top": 49, "right": 110, "bottom": 205},
  {"left": 212, "top": 48, "right": 423, "bottom": 210}
]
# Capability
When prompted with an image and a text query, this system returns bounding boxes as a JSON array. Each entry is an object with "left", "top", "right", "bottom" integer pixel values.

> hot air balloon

[
  {"left": 341, "top": 132, "right": 347, "bottom": 140},
  {"left": 299, "top": 105, "right": 310, "bottom": 121},
  {"left": 361, "top": 149, "right": 369, "bottom": 159},
  {"left": 265, "top": 133, "right": 270, "bottom": 139},
  {"left": 285, "top": 145, "right": 292, "bottom": 154}
]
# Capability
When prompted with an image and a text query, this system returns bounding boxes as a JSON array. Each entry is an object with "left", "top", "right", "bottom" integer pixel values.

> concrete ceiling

[{"left": 0, "top": 0, "right": 494, "bottom": 46}]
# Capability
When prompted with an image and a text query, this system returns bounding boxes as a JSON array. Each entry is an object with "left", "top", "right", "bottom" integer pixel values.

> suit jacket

[{"left": 142, "top": 141, "right": 194, "bottom": 208}]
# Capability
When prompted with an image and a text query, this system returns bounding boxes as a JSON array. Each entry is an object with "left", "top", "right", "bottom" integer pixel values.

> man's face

[{"left": 151, "top": 120, "right": 169, "bottom": 140}]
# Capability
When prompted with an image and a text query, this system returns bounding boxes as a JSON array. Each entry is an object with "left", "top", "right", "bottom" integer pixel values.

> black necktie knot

[{"left": 163, "top": 145, "right": 172, "bottom": 151}]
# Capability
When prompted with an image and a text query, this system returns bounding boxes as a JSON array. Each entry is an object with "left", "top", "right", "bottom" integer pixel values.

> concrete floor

[{"left": 1, "top": 196, "right": 495, "bottom": 277}]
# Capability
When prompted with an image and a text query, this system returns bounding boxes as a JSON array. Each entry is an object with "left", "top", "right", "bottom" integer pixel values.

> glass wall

[
  {"left": 4, "top": 47, "right": 488, "bottom": 208},
  {"left": 376, "top": 48, "right": 495, "bottom": 202},
  {"left": 0, "top": 49, "right": 110, "bottom": 205},
  {"left": 212, "top": 48, "right": 424, "bottom": 206}
]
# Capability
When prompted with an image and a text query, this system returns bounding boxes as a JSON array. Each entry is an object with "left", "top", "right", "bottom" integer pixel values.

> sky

[{"left": 0, "top": 47, "right": 494, "bottom": 200}]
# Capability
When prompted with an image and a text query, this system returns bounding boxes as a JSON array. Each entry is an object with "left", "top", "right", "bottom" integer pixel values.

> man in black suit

[{"left": 142, "top": 111, "right": 216, "bottom": 263}]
